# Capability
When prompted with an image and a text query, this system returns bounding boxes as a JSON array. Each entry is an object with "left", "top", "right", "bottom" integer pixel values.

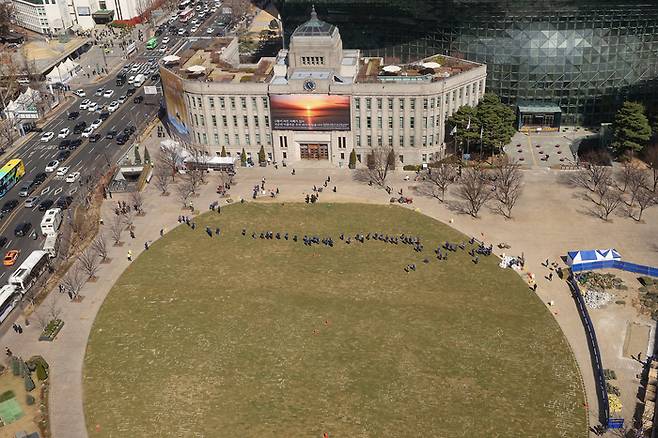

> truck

[
  {"left": 8, "top": 250, "right": 50, "bottom": 292},
  {"left": 43, "top": 232, "right": 60, "bottom": 258},
  {"left": 133, "top": 74, "right": 146, "bottom": 87},
  {"left": 40, "top": 208, "right": 62, "bottom": 235}
]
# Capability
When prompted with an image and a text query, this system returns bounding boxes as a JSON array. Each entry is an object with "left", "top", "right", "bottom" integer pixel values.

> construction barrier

[{"left": 572, "top": 260, "right": 658, "bottom": 277}]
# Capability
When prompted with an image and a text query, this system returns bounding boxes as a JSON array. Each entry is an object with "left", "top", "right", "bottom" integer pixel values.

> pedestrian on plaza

[
  {"left": 130, "top": 230, "right": 135, "bottom": 239},
  {"left": 292, "top": 169, "right": 295, "bottom": 175},
  {"left": 127, "top": 251, "right": 132, "bottom": 261},
  {"left": 5, "top": 347, "right": 12, "bottom": 357},
  {"left": 532, "top": 283, "right": 538, "bottom": 292},
  {"left": 548, "top": 272, "right": 553, "bottom": 281},
  {"left": 217, "top": 204, "right": 221, "bottom": 214},
  {"left": 59, "top": 284, "right": 63, "bottom": 293},
  {"left": 333, "top": 186, "right": 336, "bottom": 193},
  {"left": 17, "top": 325, "right": 22, "bottom": 334},
  {"left": 160, "top": 229, "right": 164, "bottom": 237},
  {"left": 12, "top": 324, "right": 18, "bottom": 333},
  {"left": 68, "top": 291, "right": 73, "bottom": 300}
]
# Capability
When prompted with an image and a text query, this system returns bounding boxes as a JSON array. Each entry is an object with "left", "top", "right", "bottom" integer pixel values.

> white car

[
  {"left": 90, "top": 119, "right": 103, "bottom": 130},
  {"left": 65, "top": 172, "right": 80, "bottom": 183},
  {"left": 128, "top": 75, "right": 136, "bottom": 84},
  {"left": 211, "top": 7, "right": 216, "bottom": 12},
  {"left": 161, "top": 37, "right": 170, "bottom": 44},
  {"left": 177, "top": 28, "right": 186, "bottom": 36},
  {"left": 79, "top": 99, "right": 91, "bottom": 110},
  {"left": 81, "top": 127, "right": 94, "bottom": 138},
  {"left": 117, "top": 95, "right": 127, "bottom": 104},
  {"left": 131, "top": 65, "right": 140, "bottom": 73},
  {"left": 57, "top": 128, "right": 70, "bottom": 138},
  {"left": 56, "top": 166, "right": 70, "bottom": 176},
  {"left": 108, "top": 101, "right": 120, "bottom": 112},
  {"left": 87, "top": 102, "right": 98, "bottom": 112},
  {"left": 95, "top": 87, "right": 104, "bottom": 96},
  {"left": 103, "top": 89, "right": 115, "bottom": 98},
  {"left": 191, "top": 25, "right": 199, "bottom": 33},
  {"left": 191, "top": 18, "right": 198, "bottom": 24},
  {"left": 74, "top": 89, "right": 86, "bottom": 97},
  {"left": 206, "top": 28, "right": 214, "bottom": 34},
  {"left": 44, "top": 160, "right": 59, "bottom": 173},
  {"left": 40, "top": 132, "right": 54, "bottom": 142}
]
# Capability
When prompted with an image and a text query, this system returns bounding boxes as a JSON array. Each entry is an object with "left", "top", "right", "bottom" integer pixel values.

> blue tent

[{"left": 567, "top": 249, "right": 621, "bottom": 272}]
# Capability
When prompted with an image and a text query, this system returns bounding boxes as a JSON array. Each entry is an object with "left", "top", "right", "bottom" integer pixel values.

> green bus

[{"left": 146, "top": 37, "right": 158, "bottom": 50}]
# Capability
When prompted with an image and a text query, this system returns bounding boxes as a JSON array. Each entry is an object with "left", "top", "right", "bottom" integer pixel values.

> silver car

[{"left": 24, "top": 196, "right": 39, "bottom": 208}]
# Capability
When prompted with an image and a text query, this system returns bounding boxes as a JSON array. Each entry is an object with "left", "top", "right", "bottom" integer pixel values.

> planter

[{"left": 39, "top": 319, "right": 64, "bottom": 342}]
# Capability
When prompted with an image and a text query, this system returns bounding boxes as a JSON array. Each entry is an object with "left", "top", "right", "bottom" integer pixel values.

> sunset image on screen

[{"left": 270, "top": 94, "right": 351, "bottom": 131}]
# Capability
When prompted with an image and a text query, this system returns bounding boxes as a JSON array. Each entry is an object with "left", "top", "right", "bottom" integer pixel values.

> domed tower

[{"left": 287, "top": 6, "right": 343, "bottom": 74}]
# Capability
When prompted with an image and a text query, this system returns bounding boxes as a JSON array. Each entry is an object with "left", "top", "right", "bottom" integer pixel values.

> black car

[
  {"left": 58, "top": 139, "right": 71, "bottom": 150},
  {"left": 38, "top": 199, "right": 54, "bottom": 211},
  {"left": 55, "top": 196, "right": 73, "bottom": 209},
  {"left": 105, "top": 130, "right": 117, "bottom": 139},
  {"left": 115, "top": 133, "right": 129, "bottom": 145},
  {"left": 126, "top": 88, "right": 136, "bottom": 96},
  {"left": 68, "top": 138, "right": 82, "bottom": 150},
  {"left": 57, "top": 150, "right": 71, "bottom": 160},
  {"left": 67, "top": 111, "right": 80, "bottom": 120},
  {"left": 0, "top": 236, "right": 7, "bottom": 248},
  {"left": 89, "top": 133, "right": 102, "bottom": 142},
  {"left": 133, "top": 95, "right": 144, "bottom": 104},
  {"left": 73, "top": 121, "right": 87, "bottom": 134},
  {"left": 34, "top": 172, "right": 47, "bottom": 185},
  {"left": 1, "top": 199, "right": 18, "bottom": 214},
  {"left": 99, "top": 110, "right": 110, "bottom": 121},
  {"left": 14, "top": 222, "right": 32, "bottom": 237},
  {"left": 150, "top": 73, "right": 160, "bottom": 81},
  {"left": 124, "top": 125, "right": 136, "bottom": 134}
]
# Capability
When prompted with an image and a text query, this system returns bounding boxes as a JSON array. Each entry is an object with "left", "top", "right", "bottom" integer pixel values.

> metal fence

[{"left": 567, "top": 273, "right": 610, "bottom": 428}]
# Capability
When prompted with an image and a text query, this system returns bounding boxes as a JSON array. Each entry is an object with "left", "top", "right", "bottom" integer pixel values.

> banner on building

[
  {"left": 270, "top": 94, "right": 350, "bottom": 131},
  {"left": 160, "top": 68, "right": 189, "bottom": 135},
  {"left": 77, "top": 6, "right": 91, "bottom": 16}
]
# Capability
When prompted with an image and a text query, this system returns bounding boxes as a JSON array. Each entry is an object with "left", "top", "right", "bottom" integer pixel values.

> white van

[
  {"left": 133, "top": 74, "right": 146, "bottom": 87},
  {"left": 43, "top": 232, "right": 59, "bottom": 258},
  {"left": 40, "top": 208, "right": 62, "bottom": 235}
]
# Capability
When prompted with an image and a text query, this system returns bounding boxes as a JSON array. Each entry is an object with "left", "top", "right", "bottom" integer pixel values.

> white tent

[
  {"left": 187, "top": 65, "right": 206, "bottom": 73},
  {"left": 422, "top": 61, "right": 441, "bottom": 69},
  {"left": 162, "top": 55, "right": 181, "bottom": 64},
  {"left": 382, "top": 65, "right": 401, "bottom": 73}
]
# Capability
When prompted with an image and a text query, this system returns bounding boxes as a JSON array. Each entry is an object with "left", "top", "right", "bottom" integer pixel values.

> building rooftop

[
  {"left": 356, "top": 55, "right": 480, "bottom": 84},
  {"left": 165, "top": 38, "right": 274, "bottom": 83},
  {"left": 291, "top": 6, "right": 336, "bottom": 38}
]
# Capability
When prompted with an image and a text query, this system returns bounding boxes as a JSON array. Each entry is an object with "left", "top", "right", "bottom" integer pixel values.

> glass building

[{"left": 273, "top": 0, "right": 658, "bottom": 125}]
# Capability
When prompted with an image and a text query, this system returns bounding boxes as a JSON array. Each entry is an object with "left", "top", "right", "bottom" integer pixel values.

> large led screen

[{"left": 270, "top": 94, "right": 350, "bottom": 131}]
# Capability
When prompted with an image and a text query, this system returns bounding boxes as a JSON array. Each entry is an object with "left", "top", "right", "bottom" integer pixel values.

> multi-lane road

[{"left": 0, "top": 2, "right": 232, "bottom": 288}]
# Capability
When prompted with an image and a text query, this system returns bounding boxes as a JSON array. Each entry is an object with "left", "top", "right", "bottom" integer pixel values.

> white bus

[
  {"left": 8, "top": 250, "right": 50, "bottom": 292},
  {"left": 40, "top": 208, "right": 62, "bottom": 235},
  {"left": 179, "top": 7, "right": 194, "bottom": 23},
  {"left": 0, "top": 285, "right": 19, "bottom": 324},
  {"left": 43, "top": 232, "right": 60, "bottom": 258}
]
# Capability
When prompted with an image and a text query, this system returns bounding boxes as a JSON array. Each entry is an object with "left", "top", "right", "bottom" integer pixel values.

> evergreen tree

[
  {"left": 349, "top": 149, "right": 357, "bottom": 169},
  {"left": 387, "top": 148, "right": 396, "bottom": 170},
  {"left": 240, "top": 148, "right": 247, "bottom": 166},
  {"left": 134, "top": 146, "right": 142, "bottom": 164},
  {"left": 258, "top": 145, "right": 266, "bottom": 164},
  {"left": 447, "top": 105, "right": 480, "bottom": 153},
  {"left": 612, "top": 101, "right": 652, "bottom": 156},
  {"left": 220, "top": 145, "right": 227, "bottom": 157},
  {"left": 476, "top": 93, "right": 516, "bottom": 155},
  {"left": 143, "top": 147, "right": 151, "bottom": 164},
  {"left": 24, "top": 372, "right": 35, "bottom": 392}
]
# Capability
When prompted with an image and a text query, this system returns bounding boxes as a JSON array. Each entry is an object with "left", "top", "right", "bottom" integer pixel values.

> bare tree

[
  {"left": 492, "top": 158, "right": 524, "bottom": 219},
  {"left": 358, "top": 147, "right": 394, "bottom": 187},
  {"left": 91, "top": 233, "right": 109, "bottom": 262},
  {"left": 182, "top": 142, "right": 210, "bottom": 184},
  {"left": 0, "top": 50, "right": 23, "bottom": 149},
  {"left": 154, "top": 168, "right": 170, "bottom": 195},
  {"left": 78, "top": 248, "right": 100, "bottom": 280},
  {"left": 62, "top": 265, "right": 85, "bottom": 298},
  {"left": 455, "top": 166, "right": 492, "bottom": 218},
  {"left": 130, "top": 191, "right": 144, "bottom": 215},
  {"left": 159, "top": 143, "right": 183, "bottom": 181},
  {"left": 421, "top": 164, "right": 457, "bottom": 202},
  {"left": 122, "top": 208, "right": 136, "bottom": 231},
  {"left": 596, "top": 189, "right": 623, "bottom": 221},
  {"left": 34, "top": 294, "right": 62, "bottom": 329},
  {"left": 571, "top": 161, "right": 613, "bottom": 194},
  {"left": 110, "top": 215, "right": 123, "bottom": 245},
  {"left": 634, "top": 187, "right": 657, "bottom": 221},
  {"left": 643, "top": 144, "right": 658, "bottom": 193},
  {"left": 176, "top": 179, "right": 194, "bottom": 208}
]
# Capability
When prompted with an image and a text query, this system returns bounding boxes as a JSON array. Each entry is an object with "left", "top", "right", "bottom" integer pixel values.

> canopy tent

[
  {"left": 567, "top": 249, "right": 621, "bottom": 272},
  {"left": 45, "top": 57, "right": 80, "bottom": 84},
  {"left": 382, "top": 65, "right": 401, "bottom": 73},
  {"left": 162, "top": 55, "right": 181, "bottom": 64},
  {"left": 187, "top": 65, "right": 206, "bottom": 73},
  {"left": 422, "top": 61, "right": 441, "bottom": 69}
]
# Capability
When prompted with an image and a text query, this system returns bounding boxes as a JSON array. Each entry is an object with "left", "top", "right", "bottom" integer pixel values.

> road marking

[
  {"left": 53, "top": 187, "right": 62, "bottom": 196},
  {"left": 68, "top": 187, "right": 78, "bottom": 196},
  {"left": 0, "top": 273, "right": 5, "bottom": 279},
  {"left": 41, "top": 187, "right": 51, "bottom": 196},
  {"left": 5, "top": 240, "right": 11, "bottom": 248}
]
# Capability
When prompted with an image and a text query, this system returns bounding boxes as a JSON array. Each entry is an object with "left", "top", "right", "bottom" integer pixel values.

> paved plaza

[{"left": 0, "top": 126, "right": 656, "bottom": 436}]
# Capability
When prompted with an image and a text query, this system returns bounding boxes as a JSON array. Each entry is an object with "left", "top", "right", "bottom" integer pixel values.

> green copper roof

[{"left": 292, "top": 6, "right": 335, "bottom": 37}]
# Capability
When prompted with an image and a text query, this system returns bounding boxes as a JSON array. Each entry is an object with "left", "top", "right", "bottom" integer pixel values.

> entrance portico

[{"left": 273, "top": 130, "right": 351, "bottom": 167}]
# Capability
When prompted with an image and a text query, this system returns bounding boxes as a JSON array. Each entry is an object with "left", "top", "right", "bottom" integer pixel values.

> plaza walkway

[{"left": 2, "top": 150, "right": 657, "bottom": 437}]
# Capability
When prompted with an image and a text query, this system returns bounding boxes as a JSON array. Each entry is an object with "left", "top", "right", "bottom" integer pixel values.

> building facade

[
  {"left": 274, "top": 0, "right": 658, "bottom": 125},
  {"left": 161, "top": 10, "right": 486, "bottom": 167},
  {"left": 12, "top": 0, "right": 73, "bottom": 35}
]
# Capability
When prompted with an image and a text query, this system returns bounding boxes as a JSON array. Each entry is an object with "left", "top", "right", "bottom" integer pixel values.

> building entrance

[{"left": 300, "top": 143, "right": 329, "bottom": 159}]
